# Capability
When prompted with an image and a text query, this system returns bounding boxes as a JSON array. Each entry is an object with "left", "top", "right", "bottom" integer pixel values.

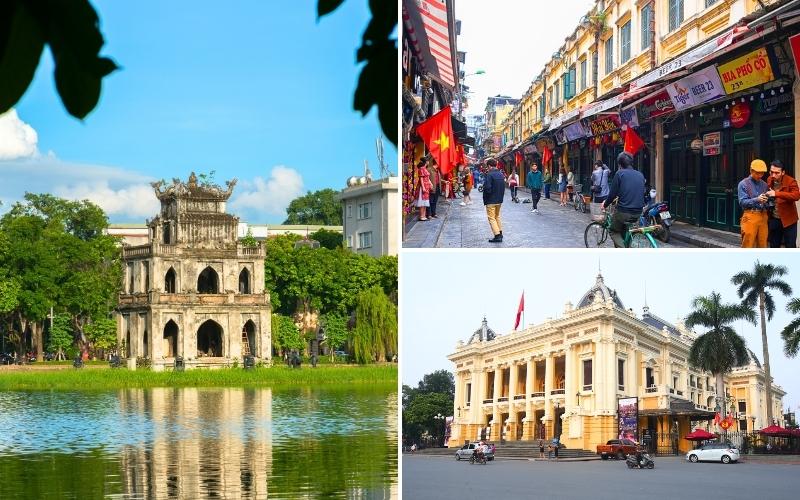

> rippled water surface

[{"left": 0, "top": 387, "right": 397, "bottom": 499}]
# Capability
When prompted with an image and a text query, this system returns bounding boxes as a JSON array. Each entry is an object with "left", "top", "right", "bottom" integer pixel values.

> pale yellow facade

[{"left": 448, "top": 275, "right": 785, "bottom": 454}]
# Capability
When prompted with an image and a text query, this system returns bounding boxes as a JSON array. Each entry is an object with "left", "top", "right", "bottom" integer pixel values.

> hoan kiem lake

[{"left": 0, "top": 378, "right": 397, "bottom": 499}]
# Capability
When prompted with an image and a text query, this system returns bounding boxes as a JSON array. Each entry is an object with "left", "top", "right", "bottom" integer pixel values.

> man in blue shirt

[
  {"left": 602, "top": 152, "right": 645, "bottom": 247},
  {"left": 737, "top": 159, "right": 769, "bottom": 248},
  {"left": 483, "top": 158, "right": 506, "bottom": 243}
]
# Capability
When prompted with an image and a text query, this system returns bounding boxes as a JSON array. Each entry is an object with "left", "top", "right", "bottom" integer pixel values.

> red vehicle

[{"left": 597, "top": 439, "right": 638, "bottom": 460}]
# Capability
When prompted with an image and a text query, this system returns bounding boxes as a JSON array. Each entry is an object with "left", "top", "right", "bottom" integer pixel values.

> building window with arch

[
  {"left": 617, "top": 358, "right": 625, "bottom": 391},
  {"left": 197, "top": 266, "right": 219, "bottom": 294},
  {"left": 239, "top": 268, "right": 251, "bottom": 294},
  {"left": 164, "top": 267, "right": 176, "bottom": 293},
  {"left": 582, "top": 359, "right": 592, "bottom": 391}
]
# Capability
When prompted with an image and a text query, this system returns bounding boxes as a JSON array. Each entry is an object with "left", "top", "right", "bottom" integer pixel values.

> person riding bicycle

[{"left": 602, "top": 152, "right": 646, "bottom": 247}]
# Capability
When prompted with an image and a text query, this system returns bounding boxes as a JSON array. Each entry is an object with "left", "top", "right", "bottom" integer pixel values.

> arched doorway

[
  {"left": 197, "top": 266, "right": 219, "bottom": 294},
  {"left": 126, "top": 330, "right": 131, "bottom": 357},
  {"left": 197, "top": 320, "right": 223, "bottom": 357},
  {"left": 239, "top": 268, "right": 251, "bottom": 294},
  {"left": 242, "top": 320, "right": 256, "bottom": 356},
  {"left": 142, "top": 328, "right": 149, "bottom": 358},
  {"left": 163, "top": 320, "right": 178, "bottom": 357},
  {"left": 165, "top": 268, "right": 176, "bottom": 293}
]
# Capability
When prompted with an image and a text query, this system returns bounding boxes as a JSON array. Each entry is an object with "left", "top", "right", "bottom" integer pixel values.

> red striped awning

[{"left": 402, "top": 0, "right": 457, "bottom": 89}]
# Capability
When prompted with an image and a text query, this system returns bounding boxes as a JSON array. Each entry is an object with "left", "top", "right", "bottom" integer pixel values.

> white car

[
  {"left": 686, "top": 443, "right": 740, "bottom": 464},
  {"left": 455, "top": 443, "right": 494, "bottom": 461}
]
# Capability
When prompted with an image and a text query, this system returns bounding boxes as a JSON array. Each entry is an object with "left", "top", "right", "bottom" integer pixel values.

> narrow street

[{"left": 405, "top": 188, "right": 696, "bottom": 248}]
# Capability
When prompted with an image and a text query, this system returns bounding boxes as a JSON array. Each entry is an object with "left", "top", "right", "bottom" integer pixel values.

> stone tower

[{"left": 117, "top": 173, "right": 271, "bottom": 370}]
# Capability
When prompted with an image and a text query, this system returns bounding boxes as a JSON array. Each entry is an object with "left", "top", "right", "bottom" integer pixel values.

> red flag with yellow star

[{"left": 416, "top": 106, "right": 456, "bottom": 174}]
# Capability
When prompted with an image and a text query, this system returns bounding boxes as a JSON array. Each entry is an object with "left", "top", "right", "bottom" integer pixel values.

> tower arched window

[
  {"left": 197, "top": 266, "right": 219, "bottom": 294},
  {"left": 239, "top": 268, "right": 251, "bottom": 294},
  {"left": 165, "top": 268, "right": 176, "bottom": 293}
]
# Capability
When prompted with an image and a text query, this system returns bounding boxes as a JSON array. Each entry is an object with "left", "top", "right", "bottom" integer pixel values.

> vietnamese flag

[
  {"left": 514, "top": 150, "right": 523, "bottom": 166},
  {"left": 541, "top": 146, "right": 553, "bottom": 167},
  {"left": 624, "top": 127, "right": 645, "bottom": 155},
  {"left": 514, "top": 292, "right": 525, "bottom": 330},
  {"left": 416, "top": 106, "right": 456, "bottom": 174}
]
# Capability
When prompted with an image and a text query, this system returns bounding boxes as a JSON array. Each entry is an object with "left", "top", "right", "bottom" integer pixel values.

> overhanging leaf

[
  {"left": 0, "top": 2, "right": 45, "bottom": 114},
  {"left": 317, "top": 0, "right": 346, "bottom": 19}
]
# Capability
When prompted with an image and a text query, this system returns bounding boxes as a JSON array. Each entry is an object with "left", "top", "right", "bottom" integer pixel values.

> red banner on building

[
  {"left": 790, "top": 33, "right": 800, "bottom": 78},
  {"left": 588, "top": 114, "right": 621, "bottom": 136},
  {"left": 639, "top": 90, "right": 675, "bottom": 119}
]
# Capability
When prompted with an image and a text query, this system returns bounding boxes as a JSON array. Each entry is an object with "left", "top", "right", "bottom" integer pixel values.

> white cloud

[
  {"left": 230, "top": 165, "right": 304, "bottom": 218},
  {"left": 54, "top": 181, "right": 160, "bottom": 219},
  {"left": 0, "top": 109, "right": 38, "bottom": 160}
]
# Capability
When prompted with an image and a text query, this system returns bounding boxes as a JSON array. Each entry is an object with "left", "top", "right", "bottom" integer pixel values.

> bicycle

[
  {"left": 573, "top": 184, "right": 587, "bottom": 213},
  {"left": 584, "top": 203, "right": 659, "bottom": 248}
]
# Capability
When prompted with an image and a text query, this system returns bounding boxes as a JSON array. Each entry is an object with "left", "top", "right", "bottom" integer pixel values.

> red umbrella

[
  {"left": 759, "top": 425, "right": 793, "bottom": 438},
  {"left": 685, "top": 428, "right": 718, "bottom": 441}
]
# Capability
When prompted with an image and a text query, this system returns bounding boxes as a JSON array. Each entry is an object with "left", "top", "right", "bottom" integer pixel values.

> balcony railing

[
  {"left": 531, "top": 392, "right": 545, "bottom": 398},
  {"left": 646, "top": 385, "right": 658, "bottom": 393},
  {"left": 482, "top": 399, "right": 493, "bottom": 404},
  {"left": 498, "top": 397, "right": 508, "bottom": 402},
  {"left": 550, "top": 389, "right": 565, "bottom": 395},
  {"left": 513, "top": 395, "right": 526, "bottom": 400}
]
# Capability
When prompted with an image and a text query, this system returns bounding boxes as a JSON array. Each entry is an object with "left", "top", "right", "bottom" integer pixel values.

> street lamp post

[
  {"left": 457, "top": 69, "right": 485, "bottom": 121},
  {"left": 434, "top": 413, "right": 445, "bottom": 448}
]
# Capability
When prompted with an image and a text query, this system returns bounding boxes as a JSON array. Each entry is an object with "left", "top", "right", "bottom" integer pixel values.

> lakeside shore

[{"left": 0, "top": 364, "right": 397, "bottom": 391}]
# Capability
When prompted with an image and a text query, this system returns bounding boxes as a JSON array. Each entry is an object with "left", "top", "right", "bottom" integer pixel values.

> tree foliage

[
  {"left": 309, "top": 228, "right": 343, "bottom": 250},
  {"left": 85, "top": 317, "right": 117, "bottom": 352},
  {"left": 46, "top": 313, "right": 73, "bottom": 360},
  {"left": 0, "top": 0, "right": 118, "bottom": 119},
  {"left": 271, "top": 313, "right": 304, "bottom": 355},
  {"left": 321, "top": 313, "right": 348, "bottom": 362},
  {"left": 402, "top": 370, "right": 456, "bottom": 446},
  {"left": 350, "top": 286, "right": 396, "bottom": 364},
  {"left": 781, "top": 298, "right": 800, "bottom": 358},
  {"left": 283, "top": 189, "right": 342, "bottom": 226}
]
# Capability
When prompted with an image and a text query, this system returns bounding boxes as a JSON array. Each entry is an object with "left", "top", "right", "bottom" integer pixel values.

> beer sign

[
  {"left": 665, "top": 66, "right": 725, "bottom": 111},
  {"left": 639, "top": 90, "right": 675, "bottom": 119},
  {"left": 717, "top": 47, "right": 775, "bottom": 94}
]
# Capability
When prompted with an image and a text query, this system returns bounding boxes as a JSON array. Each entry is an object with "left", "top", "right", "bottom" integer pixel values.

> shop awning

[
  {"left": 639, "top": 398, "right": 717, "bottom": 420},
  {"left": 402, "top": 0, "right": 458, "bottom": 89}
]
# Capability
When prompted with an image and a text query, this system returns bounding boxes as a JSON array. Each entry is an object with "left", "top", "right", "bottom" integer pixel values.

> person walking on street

[
  {"left": 766, "top": 159, "right": 799, "bottom": 248},
  {"left": 460, "top": 165, "right": 474, "bottom": 206},
  {"left": 591, "top": 160, "right": 610, "bottom": 204},
  {"left": 543, "top": 166, "right": 552, "bottom": 199},
  {"left": 602, "top": 152, "right": 645, "bottom": 248},
  {"left": 483, "top": 158, "right": 506, "bottom": 243},
  {"left": 414, "top": 159, "right": 432, "bottom": 221},
  {"left": 428, "top": 161, "right": 441, "bottom": 219},
  {"left": 526, "top": 163, "right": 543, "bottom": 214},
  {"left": 737, "top": 159, "right": 770, "bottom": 248},
  {"left": 508, "top": 170, "right": 520, "bottom": 203},
  {"left": 538, "top": 439, "right": 545, "bottom": 459},
  {"left": 558, "top": 167, "right": 568, "bottom": 206},
  {"left": 566, "top": 169, "right": 575, "bottom": 203}
]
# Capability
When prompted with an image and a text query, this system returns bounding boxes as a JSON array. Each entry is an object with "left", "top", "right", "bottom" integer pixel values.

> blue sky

[
  {"left": 402, "top": 251, "right": 800, "bottom": 417},
  {"left": 0, "top": 0, "right": 396, "bottom": 223}
]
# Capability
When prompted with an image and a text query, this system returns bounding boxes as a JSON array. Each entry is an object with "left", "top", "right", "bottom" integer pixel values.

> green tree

[
  {"left": 731, "top": 261, "right": 792, "bottom": 423},
  {"left": 350, "top": 286, "right": 396, "bottom": 364},
  {"left": 47, "top": 312, "right": 73, "bottom": 360},
  {"left": 283, "top": 189, "right": 342, "bottom": 225},
  {"left": 780, "top": 298, "right": 800, "bottom": 358},
  {"left": 685, "top": 292, "right": 755, "bottom": 419},
  {"left": 402, "top": 391, "right": 452, "bottom": 447},
  {"left": 309, "top": 228, "right": 343, "bottom": 250},
  {"left": 0, "top": 0, "right": 117, "bottom": 119},
  {"left": 320, "top": 313, "right": 348, "bottom": 362},
  {"left": 240, "top": 228, "right": 258, "bottom": 248},
  {"left": 271, "top": 313, "right": 304, "bottom": 357},
  {"left": 85, "top": 316, "right": 117, "bottom": 355},
  {"left": 416, "top": 370, "right": 455, "bottom": 399}
]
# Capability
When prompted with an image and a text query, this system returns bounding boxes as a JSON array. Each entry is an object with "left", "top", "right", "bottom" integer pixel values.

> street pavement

[
  {"left": 402, "top": 454, "right": 799, "bottom": 499},
  {"left": 404, "top": 189, "right": 690, "bottom": 248}
]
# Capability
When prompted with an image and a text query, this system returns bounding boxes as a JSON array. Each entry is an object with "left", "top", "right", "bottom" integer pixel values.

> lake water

[{"left": 0, "top": 387, "right": 397, "bottom": 499}]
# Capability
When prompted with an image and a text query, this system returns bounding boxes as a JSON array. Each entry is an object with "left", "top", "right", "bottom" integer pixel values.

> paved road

[
  {"left": 403, "top": 455, "right": 797, "bottom": 500},
  {"left": 409, "top": 189, "right": 689, "bottom": 248}
]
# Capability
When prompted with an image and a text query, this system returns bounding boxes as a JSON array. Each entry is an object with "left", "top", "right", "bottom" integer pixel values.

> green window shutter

[
  {"left": 770, "top": 125, "right": 794, "bottom": 140},
  {"left": 733, "top": 130, "right": 754, "bottom": 144}
]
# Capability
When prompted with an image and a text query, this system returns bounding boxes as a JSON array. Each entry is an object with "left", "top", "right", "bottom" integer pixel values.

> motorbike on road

[
  {"left": 625, "top": 452, "right": 655, "bottom": 469},
  {"left": 640, "top": 188, "right": 673, "bottom": 243}
]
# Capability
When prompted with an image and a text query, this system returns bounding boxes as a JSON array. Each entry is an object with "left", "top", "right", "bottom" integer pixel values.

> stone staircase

[{"left": 412, "top": 441, "right": 597, "bottom": 460}]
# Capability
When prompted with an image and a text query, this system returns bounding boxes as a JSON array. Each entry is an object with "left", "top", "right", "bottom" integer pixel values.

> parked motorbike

[
  {"left": 640, "top": 189, "right": 672, "bottom": 243},
  {"left": 626, "top": 452, "right": 655, "bottom": 469}
]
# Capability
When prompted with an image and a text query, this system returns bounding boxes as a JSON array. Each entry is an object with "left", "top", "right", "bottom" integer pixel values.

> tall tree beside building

[
  {"left": 402, "top": 370, "right": 456, "bottom": 447},
  {"left": 780, "top": 298, "right": 800, "bottom": 358},
  {"left": 731, "top": 262, "right": 792, "bottom": 424},
  {"left": 686, "top": 292, "right": 754, "bottom": 419},
  {"left": 350, "top": 286, "right": 396, "bottom": 364},
  {"left": 283, "top": 189, "right": 342, "bottom": 225}
]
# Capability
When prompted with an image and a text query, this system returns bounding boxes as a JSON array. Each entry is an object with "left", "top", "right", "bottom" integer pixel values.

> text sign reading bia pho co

[{"left": 717, "top": 47, "right": 775, "bottom": 94}]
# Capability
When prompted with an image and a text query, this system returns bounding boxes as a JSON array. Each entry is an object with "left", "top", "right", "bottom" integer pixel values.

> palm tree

[
  {"left": 781, "top": 298, "right": 800, "bottom": 358},
  {"left": 731, "top": 262, "right": 792, "bottom": 423},
  {"left": 685, "top": 292, "right": 755, "bottom": 419}
]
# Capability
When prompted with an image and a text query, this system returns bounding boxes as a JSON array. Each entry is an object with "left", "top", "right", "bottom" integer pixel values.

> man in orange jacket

[{"left": 766, "top": 160, "right": 800, "bottom": 248}]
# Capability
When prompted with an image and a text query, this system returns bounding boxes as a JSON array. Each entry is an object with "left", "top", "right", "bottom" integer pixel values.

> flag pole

[{"left": 522, "top": 289, "right": 525, "bottom": 330}]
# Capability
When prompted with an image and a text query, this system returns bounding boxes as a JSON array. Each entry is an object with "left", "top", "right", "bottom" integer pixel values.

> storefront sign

[
  {"left": 523, "top": 144, "right": 538, "bottom": 154},
  {"left": 618, "top": 397, "right": 639, "bottom": 443},
  {"left": 729, "top": 102, "right": 751, "bottom": 128},
  {"left": 717, "top": 47, "right": 775, "bottom": 94},
  {"left": 555, "top": 129, "right": 567, "bottom": 145},
  {"left": 757, "top": 92, "right": 792, "bottom": 113},
  {"left": 588, "top": 114, "right": 621, "bottom": 136},
  {"left": 620, "top": 107, "right": 640, "bottom": 129},
  {"left": 703, "top": 132, "right": 721, "bottom": 156},
  {"left": 639, "top": 90, "right": 675, "bottom": 119},
  {"left": 666, "top": 66, "right": 725, "bottom": 111},
  {"left": 581, "top": 94, "right": 624, "bottom": 119},
  {"left": 564, "top": 121, "right": 588, "bottom": 142}
]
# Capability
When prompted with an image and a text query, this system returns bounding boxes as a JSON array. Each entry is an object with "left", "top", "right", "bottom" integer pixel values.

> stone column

[
  {"left": 523, "top": 358, "right": 535, "bottom": 439},
  {"left": 507, "top": 363, "right": 519, "bottom": 441},
  {"left": 565, "top": 346, "right": 575, "bottom": 410},
  {"left": 491, "top": 367, "right": 502, "bottom": 441},
  {"left": 544, "top": 354, "right": 554, "bottom": 437}
]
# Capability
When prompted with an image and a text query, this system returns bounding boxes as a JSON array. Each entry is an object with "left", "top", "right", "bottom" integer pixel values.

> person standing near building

[
  {"left": 526, "top": 162, "right": 543, "bottom": 214},
  {"left": 460, "top": 164, "right": 474, "bottom": 206},
  {"left": 508, "top": 169, "right": 519, "bottom": 203},
  {"left": 765, "top": 159, "right": 799, "bottom": 248},
  {"left": 566, "top": 168, "right": 575, "bottom": 203},
  {"left": 737, "top": 159, "right": 770, "bottom": 248},
  {"left": 557, "top": 167, "right": 568, "bottom": 206},
  {"left": 542, "top": 166, "right": 552, "bottom": 200},
  {"left": 483, "top": 158, "right": 506, "bottom": 243},
  {"left": 591, "top": 160, "right": 610, "bottom": 204},
  {"left": 428, "top": 160, "right": 442, "bottom": 219},
  {"left": 414, "top": 159, "right": 432, "bottom": 221}
]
